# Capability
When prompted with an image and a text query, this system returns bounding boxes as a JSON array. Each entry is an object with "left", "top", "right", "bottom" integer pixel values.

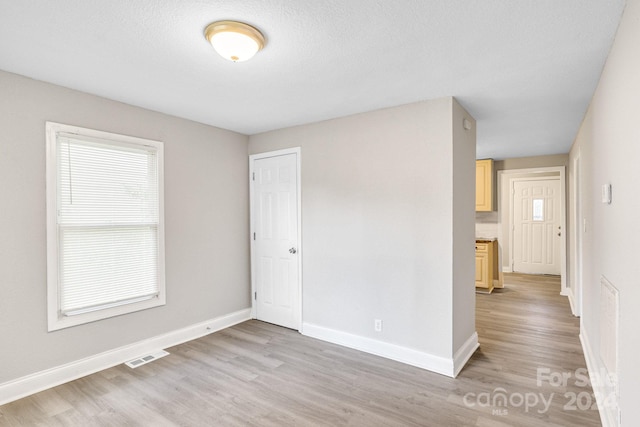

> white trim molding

[
  {"left": 0, "top": 309, "right": 251, "bottom": 406},
  {"left": 567, "top": 291, "right": 578, "bottom": 318},
  {"left": 453, "top": 332, "right": 480, "bottom": 377},
  {"left": 569, "top": 152, "right": 583, "bottom": 317},
  {"left": 580, "top": 327, "right": 620, "bottom": 427},
  {"left": 302, "top": 323, "right": 478, "bottom": 378}
]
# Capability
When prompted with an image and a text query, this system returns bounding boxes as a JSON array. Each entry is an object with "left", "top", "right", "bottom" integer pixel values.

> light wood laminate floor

[{"left": 0, "top": 274, "right": 601, "bottom": 426}]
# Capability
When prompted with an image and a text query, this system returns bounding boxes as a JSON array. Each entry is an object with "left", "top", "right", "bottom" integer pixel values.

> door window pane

[{"left": 532, "top": 198, "right": 544, "bottom": 221}]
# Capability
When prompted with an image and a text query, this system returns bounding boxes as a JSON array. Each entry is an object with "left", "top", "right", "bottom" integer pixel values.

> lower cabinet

[{"left": 475, "top": 240, "right": 499, "bottom": 293}]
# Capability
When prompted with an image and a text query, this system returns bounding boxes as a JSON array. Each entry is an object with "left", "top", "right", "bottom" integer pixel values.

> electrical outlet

[{"left": 374, "top": 319, "right": 383, "bottom": 332}]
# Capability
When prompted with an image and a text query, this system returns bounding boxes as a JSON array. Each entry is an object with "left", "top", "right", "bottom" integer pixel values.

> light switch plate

[{"left": 602, "top": 184, "right": 612, "bottom": 204}]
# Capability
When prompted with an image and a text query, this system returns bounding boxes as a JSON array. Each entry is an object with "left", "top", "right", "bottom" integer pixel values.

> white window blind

[{"left": 47, "top": 122, "right": 165, "bottom": 330}]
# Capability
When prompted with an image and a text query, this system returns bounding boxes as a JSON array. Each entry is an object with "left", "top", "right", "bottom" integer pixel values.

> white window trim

[{"left": 46, "top": 122, "right": 166, "bottom": 331}]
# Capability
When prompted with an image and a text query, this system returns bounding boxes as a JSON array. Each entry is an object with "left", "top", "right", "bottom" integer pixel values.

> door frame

[
  {"left": 570, "top": 154, "right": 582, "bottom": 317},
  {"left": 497, "top": 166, "right": 567, "bottom": 295},
  {"left": 249, "top": 147, "right": 302, "bottom": 331}
]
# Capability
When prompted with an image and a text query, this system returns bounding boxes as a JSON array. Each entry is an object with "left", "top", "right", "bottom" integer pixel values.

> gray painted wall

[
  {"left": 0, "top": 70, "right": 251, "bottom": 384},
  {"left": 569, "top": 0, "right": 640, "bottom": 422},
  {"left": 0, "top": 70, "right": 477, "bottom": 388},
  {"left": 452, "top": 99, "right": 477, "bottom": 352},
  {"left": 249, "top": 98, "right": 476, "bottom": 359}
]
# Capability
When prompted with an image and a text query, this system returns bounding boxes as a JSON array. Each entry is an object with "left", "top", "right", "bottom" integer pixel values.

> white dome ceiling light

[{"left": 204, "top": 21, "right": 265, "bottom": 62}]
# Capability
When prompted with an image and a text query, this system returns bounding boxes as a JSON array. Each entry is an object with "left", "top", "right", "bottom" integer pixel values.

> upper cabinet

[{"left": 476, "top": 159, "right": 494, "bottom": 211}]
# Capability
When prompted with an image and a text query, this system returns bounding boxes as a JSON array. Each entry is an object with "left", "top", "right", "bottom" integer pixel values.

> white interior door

[
  {"left": 512, "top": 178, "right": 561, "bottom": 275},
  {"left": 250, "top": 151, "right": 300, "bottom": 329}
]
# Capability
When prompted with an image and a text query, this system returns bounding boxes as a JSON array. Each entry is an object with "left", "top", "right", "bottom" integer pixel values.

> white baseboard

[
  {"left": 0, "top": 308, "right": 251, "bottom": 406},
  {"left": 453, "top": 332, "right": 480, "bottom": 377},
  {"left": 502, "top": 266, "right": 513, "bottom": 273},
  {"left": 580, "top": 326, "right": 620, "bottom": 427},
  {"left": 566, "top": 290, "right": 579, "bottom": 317},
  {"left": 302, "top": 323, "right": 478, "bottom": 378}
]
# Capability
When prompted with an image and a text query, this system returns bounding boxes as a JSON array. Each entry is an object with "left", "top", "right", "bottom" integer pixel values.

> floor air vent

[{"left": 125, "top": 350, "right": 169, "bottom": 369}]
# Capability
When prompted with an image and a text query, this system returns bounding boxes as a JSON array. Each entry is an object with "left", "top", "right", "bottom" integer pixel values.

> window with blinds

[{"left": 46, "top": 122, "right": 165, "bottom": 331}]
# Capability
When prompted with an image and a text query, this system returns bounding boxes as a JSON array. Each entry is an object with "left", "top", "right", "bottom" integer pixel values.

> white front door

[
  {"left": 512, "top": 178, "right": 562, "bottom": 275},
  {"left": 250, "top": 151, "right": 300, "bottom": 329}
]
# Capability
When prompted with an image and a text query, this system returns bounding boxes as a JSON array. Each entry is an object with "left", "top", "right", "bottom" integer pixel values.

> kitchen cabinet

[
  {"left": 476, "top": 159, "right": 494, "bottom": 211},
  {"left": 475, "top": 239, "right": 500, "bottom": 293}
]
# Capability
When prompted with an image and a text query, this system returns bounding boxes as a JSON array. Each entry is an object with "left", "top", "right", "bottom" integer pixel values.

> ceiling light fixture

[{"left": 204, "top": 20, "right": 265, "bottom": 62}]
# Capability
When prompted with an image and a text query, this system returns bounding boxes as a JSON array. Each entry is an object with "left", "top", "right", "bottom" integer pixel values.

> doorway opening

[{"left": 496, "top": 167, "right": 568, "bottom": 297}]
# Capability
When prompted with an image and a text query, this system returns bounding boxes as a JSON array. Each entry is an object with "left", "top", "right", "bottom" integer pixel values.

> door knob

[{"left": 289, "top": 247, "right": 297, "bottom": 254}]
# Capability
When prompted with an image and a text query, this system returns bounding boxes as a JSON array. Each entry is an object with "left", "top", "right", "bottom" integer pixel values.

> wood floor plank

[{"left": 0, "top": 273, "right": 601, "bottom": 426}]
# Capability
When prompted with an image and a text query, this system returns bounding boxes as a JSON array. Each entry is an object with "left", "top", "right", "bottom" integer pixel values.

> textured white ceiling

[{"left": 0, "top": 1, "right": 624, "bottom": 159}]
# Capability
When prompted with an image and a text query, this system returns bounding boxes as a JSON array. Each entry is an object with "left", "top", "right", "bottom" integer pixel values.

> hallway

[{"left": 467, "top": 273, "right": 601, "bottom": 425}]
